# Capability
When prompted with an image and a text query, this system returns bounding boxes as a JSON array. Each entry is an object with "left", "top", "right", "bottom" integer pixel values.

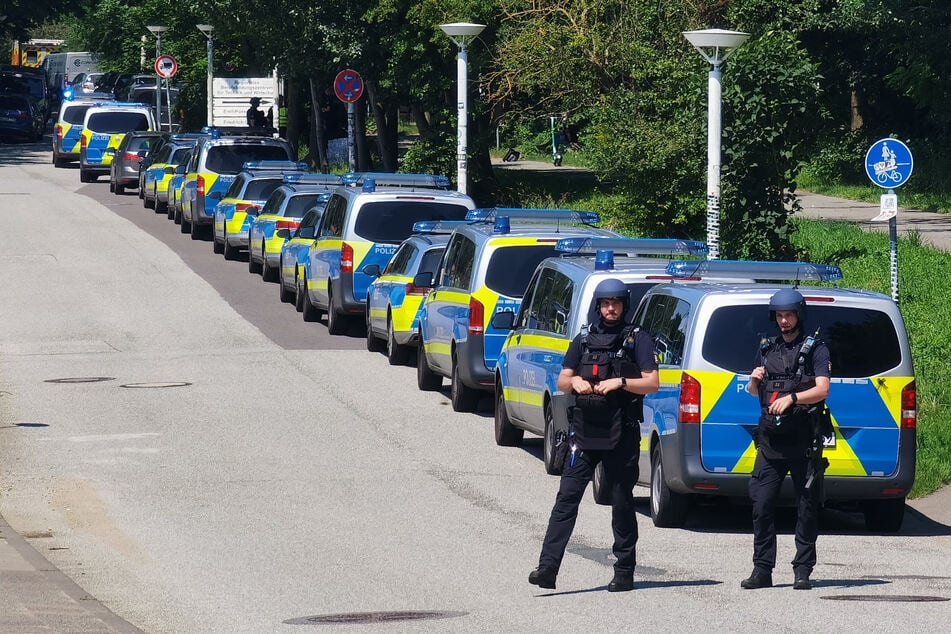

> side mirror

[
  {"left": 103, "top": 148, "right": 116, "bottom": 157},
  {"left": 490, "top": 310, "right": 516, "bottom": 331},
  {"left": 362, "top": 263, "right": 381, "bottom": 277},
  {"left": 175, "top": 164, "right": 186, "bottom": 174},
  {"left": 413, "top": 272, "right": 433, "bottom": 288},
  {"left": 276, "top": 228, "right": 291, "bottom": 239}
]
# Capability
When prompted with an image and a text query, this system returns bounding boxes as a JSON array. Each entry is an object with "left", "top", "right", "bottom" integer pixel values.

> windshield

[{"left": 86, "top": 111, "right": 151, "bottom": 133}]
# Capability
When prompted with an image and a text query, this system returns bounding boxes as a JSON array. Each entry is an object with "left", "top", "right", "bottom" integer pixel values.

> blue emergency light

[
  {"left": 466, "top": 208, "right": 601, "bottom": 225},
  {"left": 665, "top": 260, "right": 844, "bottom": 282},
  {"left": 412, "top": 220, "right": 472, "bottom": 234},
  {"left": 493, "top": 216, "right": 511, "bottom": 234},
  {"left": 595, "top": 249, "right": 615, "bottom": 270},
  {"left": 282, "top": 173, "right": 344, "bottom": 185},
  {"left": 555, "top": 237, "right": 709, "bottom": 256},
  {"left": 341, "top": 172, "right": 451, "bottom": 188}
]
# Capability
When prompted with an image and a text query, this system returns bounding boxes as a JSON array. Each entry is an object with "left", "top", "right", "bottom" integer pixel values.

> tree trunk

[
  {"left": 410, "top": 103, "right": 430, "bottom": 136},
  {"left": 309, "top": 78, "right": 328, "bottom": 171},
  {"left": 366, "top": 80, "right": 398, "bottom": 172},
  {"left": 850, "top": 88, "right": 863, "bottom": 131}
]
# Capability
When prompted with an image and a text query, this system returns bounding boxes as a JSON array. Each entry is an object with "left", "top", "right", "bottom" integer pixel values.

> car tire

[
  {"left": 145, "top": 192, "right": 155, "bottom": 209},
  {"left": 249, "top": 244, "right": 262, "bottom": 274},
  {"left": 279, "top": 260, "right": 295, "bottom": 303},
  {"left": 543, "top": 400, "right": 561, "bottom": 475},
  {"left": 301, "top": 276, "right": 322, "bottom": 322},
  {"left": 223, "top": 233, "right": 238, "bottom": 261},
  {"left": 450, "top": 353, "right": 479, "bottom": 412},
  {"left": 365, "top": 303, "right": 384, "bottom": 352},
  {"left": 650, "top": 445, "right": 690, "bottom": 527},
  {"left": 295, "top": 273, "right": 305, "bottom": 313},
  {"left": 416, "top": 333, "right": 442, "bottom": 391},
  {"left": 115, "top": 183, "right": 125, "bottom": 195},
  {"left": 326, "top": 289, "right": 347, "bottom": 335},
  {"left": 261, "top": 243, "right": 278, "bottom": 282},
  {"left": 386, "top": 315, "right": 411, "bottom": 366},
  {"left": 862, "top": 497, "right": 905, "bottom": 533},
  {"left": 212, "top": 224, "right": 224, "bottom": 253},
  {"left": 79, "top": 168, "right": 92, "bottom": 183},
  {"left": 168, "top": 199, "right": 176, "bottom": 220},
  {"left": 494, "top": 382, "right": 524, "bottom": 446}
]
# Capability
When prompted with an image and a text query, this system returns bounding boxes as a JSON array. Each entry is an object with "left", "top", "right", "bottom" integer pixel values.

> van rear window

[
  {"left": 352, "top": 201, "right": 470, "bottom": 243},
  {"left": 62, "top": 105, "right": 91, "bottom": 124},
  {"left": 86, "top": 112, "right": 150, "bottom": 133},
  {"left": 485, "top": 245, "right": 560, "bottom": 298},
  {"left": 205, "top": 145, "right": 292, "bottom": 174},
  {"left": 703, "top": 305, "right": 903, "bottom": 377}
]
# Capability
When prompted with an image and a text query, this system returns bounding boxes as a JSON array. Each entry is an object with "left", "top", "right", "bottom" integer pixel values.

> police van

[
  {"left": 414, "top": 209, "right": 621, "bottom": 412},
  {"left": 299, "top": 173, "right": 475, "bottom": 334},
  {"left": 633, "top": 260, "right": 915, "bottom": 531},
  {"left": 79, "top": 102, "right": 155, "bottom": 182},
  {"left": 491, "top": 237, "right": 708, "bottom": 475}
]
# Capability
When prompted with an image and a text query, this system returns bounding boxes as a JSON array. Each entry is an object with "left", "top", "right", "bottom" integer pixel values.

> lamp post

[
  {"left": 439, "top": 22, "right": 486, "bottom": 196},
  {"left": 146, "top": 25, "right": 168, "bottom": 131},
  {"left": 683, "top": 28, "right": 750, "bottom": 260},
  {"left": 197, "top": 24, "right": 214, "bottom": 127}
]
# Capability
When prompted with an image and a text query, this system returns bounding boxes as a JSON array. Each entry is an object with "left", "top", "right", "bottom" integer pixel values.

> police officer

[
  {"left": 246, "top": 97, "right": 267, "bottom": 128},
  {"left": 742, "top": 288, "right": 831, "bottom": 590},
  {"left": 529, "top": 278, "right": 659, "bottom": 592}
]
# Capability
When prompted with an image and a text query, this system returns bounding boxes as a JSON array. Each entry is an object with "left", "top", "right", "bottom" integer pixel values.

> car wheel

[
  {"left": 295, "top": 273, "right": 305, "bottom": 313},
  {"left": 212, "top": 223, "right": 224, "bottom": 253},
  {"left": 326, "top": 289, "right": 348, "bottom": 335},
  {"left": 261, "top": 243, "right": 278, "bottom": 282},
  {"left": 115, "top": 183, "right": 125, "bottom": 195},
  {"left": 279, "top": 261, "right": 295, "bottom": 303},
  {"left": 223, "top": 232, "right": 238, "bottom": 260},
  {"left": 416, "top": 333, "right": 442, "bottom": 391},
  {"left": 450, "top": 353, "right": 479, "bottom": 412},
  {"left": 167, "top": 199, "right": 176, "bottom": 220},
  {"left": 145, "top": 191, "right": 155, "bottom": 209},
  {"left": 79, "top": 168, "right": 92, "bottom": 183},
  {"left": 494, "top": 382, "right": 524, "bottom": 446},
  {"left": 543, "top": 400, "right": 561, "bottom": 475},
  {"left": 862, "top": 497, "right": 905, "bottom": 533},
  {"left": 365, "top": 303, "right": 384, "bottom": 352},
  {"left": 109, "top": 178, "right": 115, "bottom": 193},
  {"left": 386, "top": 315, "right": 411, "bottom": 366},
  {"left": 301, "top": 275, "right": 322, "bottom": 322},
  {"left": 248, "top": 243, "right": 262, "bottom": 274},
  {"left": 650, "top": 445, "right": 690, "bottom": 527}
]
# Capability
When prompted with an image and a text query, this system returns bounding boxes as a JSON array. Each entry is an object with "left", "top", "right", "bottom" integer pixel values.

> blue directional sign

[{"left": 865, "top": 138, "right": 913, "bottom": 188}]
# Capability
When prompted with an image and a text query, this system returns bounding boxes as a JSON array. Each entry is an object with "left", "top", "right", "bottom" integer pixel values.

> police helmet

[
  {"left": 593, "top": 278, "right": 630, "bottom": 308},
  {"left": 768, "top": 288, "right": 806, "bottom": 323},
  {"left": 249, "top": 96, "right": 261, "bottom": 106}
]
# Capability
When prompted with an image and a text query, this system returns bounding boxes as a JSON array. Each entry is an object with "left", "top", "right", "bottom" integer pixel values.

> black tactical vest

[
  {"left": 757, "top": 333, "right": 818, "bottom": 450},
  {"left": 570, "top": 323, "right": 641, "bottom": 450}
]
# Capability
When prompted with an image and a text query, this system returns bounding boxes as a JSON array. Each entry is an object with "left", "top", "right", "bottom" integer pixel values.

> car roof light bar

[
  {"left": 341, "top": 172, "right": 451, "bottom": 188},
  {"left": 466, "top": 208, "right": 601, "bottom": 225},
  {"left": 412, "top": 220, "right": 473, "bottom": 234},
  {"left": 243, "top": 160, "right": 309, "bottom": 171},
  {"left": 282, "top": 173, "right": 344, "bottom": 185},
  {"left": 555, "top": 237, "right": 709, "bottom": 256},
  {"left": 665, "top": 260, "right": 844, "bottom": 282}
]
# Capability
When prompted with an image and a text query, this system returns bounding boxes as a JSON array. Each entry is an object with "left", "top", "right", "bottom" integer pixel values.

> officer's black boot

[
  {"left": 740, "top": 569, "right": 773, "bottom": 589},
  {"left": 607, "top": 572, "right": 634, "bottom": 592},
  {"left": 528, "top": 566, "right": 557, "bottom": 590},
  {"left": 793, "top": 567, "right": 812, "bottom": 590}
]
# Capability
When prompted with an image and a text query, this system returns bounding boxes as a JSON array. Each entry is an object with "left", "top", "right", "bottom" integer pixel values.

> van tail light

[
  {"left": 405, "top": 281, "right": 430, "bottom": 296},
  {"left": 679, "top": 372, "right": 701, "bottom": 423},
  {"left": 276, "top": 220, "right": 299, "bottom": 232},
  {"left": 56, "top": 124, "right": 64, "bottom": 140},
  {"left": 468, "top": 297, "right": 485, "bottom": 335},
  {"left": 901, "top": 380, "right": 917, "bottom": 429},
  {"left": 341, "top": 242, "right": 354, "bottom": 273},
  {"left": 80, "top": 133, "right": 87, "bottom": 149},
  {"left": 123, "top": 152, "right": 140, "bottom": 161},
  {"left": 17, "top": 110, "right": 30, "bottom": 119},
  {"left": 196, "top": 175, "right": 205, "bottom": 198}
]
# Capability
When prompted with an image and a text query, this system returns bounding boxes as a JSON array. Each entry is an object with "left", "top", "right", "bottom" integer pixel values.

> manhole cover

[
  {"left": 44, "top": 377, "right": 115, "bottom": 384},
  {"left": 119, "top": 382, "right": 192, "bottom": 389},
  {"left": 284, "top": 611, "right": 467, "bottom": 625},
  {"left": 822, "top": 595, "right": 949, "bottom": 602}
]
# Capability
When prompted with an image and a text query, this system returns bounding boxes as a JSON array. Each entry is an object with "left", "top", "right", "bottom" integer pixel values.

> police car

[
  {"left": 491, "top": 237, "right": 708, "bottom": 475},
  {"left": 299, "top": 173, "right": 475, "bottom": 334},
  {"left": 632, "top": 260, "right": 916, "bottom": 531},
  {"left": 210, "top": 161, "right": 311, "bottom": 259},
  {"left": 278, "top": 207, "right": 325, "bottom": 306},
  {"left": 142, "top": 136, "right": 203, "bottom": 213},
  {"left": 414, "top": 209, "right": 623, "bottom": 412},
  {"left": 248, "top": 179, "right": 338, "bottom": 282},
  {"left": 363, "top": 224, "right": 466, "bottom": 365},
  {"left": 51, "top": 93, "right": 112, "bottom": 167},
  {"left": 79, "top": 102, "right": 156, "bottom": 183},
  {"left": 178, "top": 129, "right": 294, "bottom": 239}
]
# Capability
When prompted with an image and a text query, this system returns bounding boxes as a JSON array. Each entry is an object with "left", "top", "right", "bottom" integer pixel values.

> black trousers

[
  {"left": 748, "top": 451, "right": 820, "bottom": 574},
  {"left": 538, "top": 428, "right": 638, "bottom": 575}
]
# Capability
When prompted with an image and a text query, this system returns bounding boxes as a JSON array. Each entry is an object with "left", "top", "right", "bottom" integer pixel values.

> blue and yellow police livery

[
  {"left": 278, "top": 208, "right": 325, "bottom": 306},
  {"left": 631, "top": 260, "right": 916, "bottom": 531},
  {"left": 143, "top": 139, "right": 202, "bottom": 213},
  {"left": 491, "top": 237, "right": 709, "bottom": 474},
  {"left": 415, "top": 209, "right": 623, "bottom": 413},
  {"left": 78, "top": 102, "right": 155, "bottom": 183},
  {"left": 52, "top": 95, "right": 112, "bottom": 167},
  {"left": 211, "top": 162, "right": 310, "bottom": 259},
  {"left": 299, "top": 173, "right": 475, "bottom": 336}
]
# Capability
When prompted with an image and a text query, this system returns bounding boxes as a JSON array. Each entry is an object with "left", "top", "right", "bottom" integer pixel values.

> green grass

[
  {"left": 797, "top": 170, "right": 951, "bottom": 214},
  {"left": 494, "top": 170, "right": 951, "bottom": 498}
]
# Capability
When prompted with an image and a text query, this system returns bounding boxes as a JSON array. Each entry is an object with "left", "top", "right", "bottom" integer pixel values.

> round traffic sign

[
  {"left": 334, "top": 69, "right": 364, "bottom": 103},
  {"left": 865, "top": 138, "right": 913, "bottom": 189},
  {"left": 155, "top": 55, "right": 178, "bottom": 79}
]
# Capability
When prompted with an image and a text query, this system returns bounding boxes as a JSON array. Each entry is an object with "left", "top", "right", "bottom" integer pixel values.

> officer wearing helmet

[
  {"left": 742, "top": 288, "right": 831, "bottom": 591},
  {"left": 529, "top": 278, "right": 659, "bottom": 592},
  {"left": 246, "top": 97, "right": 267, "bottom": 128}
]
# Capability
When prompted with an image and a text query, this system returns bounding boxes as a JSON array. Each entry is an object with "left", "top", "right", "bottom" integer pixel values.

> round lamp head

[
  {"left": 146, "top": 25, "right": 169, "bottom": 35},
  {"left": 683, "top": 28, "right": 750, "bottom": 65},
  {"left": 196, "top": 24, "right": 214, "bottom": 34}
]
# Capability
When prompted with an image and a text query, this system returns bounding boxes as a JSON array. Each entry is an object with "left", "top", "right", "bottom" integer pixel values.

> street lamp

[
  {"left": 683, "top": 28, "right": 750, "bottom": 260},
  {"left": 439, "top": 22, "right": 486, "bottom": 196},
  {"left": 197, "top": 24, "right": 214, "bottom": 127},
  {"left": 146, "top": 25, "right": 168, "bottom": 131}
]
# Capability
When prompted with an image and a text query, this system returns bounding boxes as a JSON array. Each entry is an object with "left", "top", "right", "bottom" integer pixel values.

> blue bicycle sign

[{"left": 865, "top": 138, "right": 913, "bottom": 188}]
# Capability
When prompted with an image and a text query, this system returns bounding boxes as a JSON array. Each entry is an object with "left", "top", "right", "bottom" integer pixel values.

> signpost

[
  {"left": 211, "top": 75, "right": 279, "bottom": 128},
  {"left": 334, "top": 69, "right": 363, "bottom": 172},
  {"left": 154, "top": 55, "right": 177, "bottom": 132},
  {"left": 865, "top": 138, "right": 914, "bottom": 303}
]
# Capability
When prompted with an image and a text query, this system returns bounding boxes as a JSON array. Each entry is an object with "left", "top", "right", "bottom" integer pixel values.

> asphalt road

[{"left": 2, "top": 139, "right": 951, "bottom": 633}]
